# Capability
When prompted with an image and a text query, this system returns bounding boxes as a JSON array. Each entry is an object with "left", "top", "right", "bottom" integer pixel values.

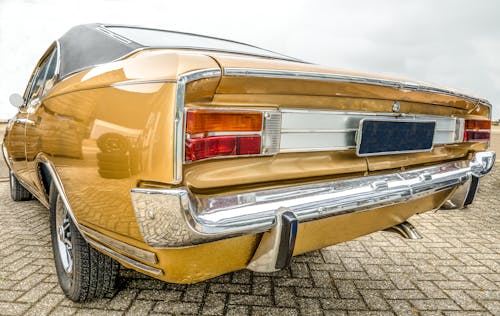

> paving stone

[
  {"left": 443, "top": 289, "right": 485, "bottom": 311},
  {"left": 0, "top": 301, "right": 30, "bottom": 315},
  {"left": 124, "top": 299, "right": 154, "bottom": 315},
  {"left": 0, "top": 164, "right": 498, "bottom": 315},
  {"left": 200, "top": 293, "right": 226, "bottom": 315},
  {"left": 153, "top": 301, "right": 201, "bottom": 314},
  {"left": 23, "top": 293, "right": 65, "bottom": 316},
  {"left": 252, "top": 306, "right": 299, "bottom": 315},
  {"left": 410, "top": 299, "right": 462, "bottom": 311},
  {"left": 480, "top": 300, "right": 500, "bottom": 315},
  {"left": 225, "top": 304, "right": 250, "bottom": 316}
]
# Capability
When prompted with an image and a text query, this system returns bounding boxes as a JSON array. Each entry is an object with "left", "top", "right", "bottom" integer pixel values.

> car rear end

[{"left": 126, "top": 53, "right": 495, "bottom": 281}]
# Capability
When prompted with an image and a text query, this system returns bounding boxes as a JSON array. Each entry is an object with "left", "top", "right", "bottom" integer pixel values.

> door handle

[{"left": 13, "top": 118, "right": 35, "bottom": 126}]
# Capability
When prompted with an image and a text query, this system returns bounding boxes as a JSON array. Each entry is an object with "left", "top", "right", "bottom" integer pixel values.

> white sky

[{"left": 1, "top": 0, "right": 499, "bottom": 119}]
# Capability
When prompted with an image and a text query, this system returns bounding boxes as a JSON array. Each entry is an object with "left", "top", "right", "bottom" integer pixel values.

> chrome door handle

[{"left": 13, "top": 118, "right": 35, "bottom": 126}]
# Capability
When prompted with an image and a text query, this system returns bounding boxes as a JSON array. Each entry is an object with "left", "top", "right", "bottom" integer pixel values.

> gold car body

[{"left": 2, "top": 25, "right": 495, "bottom": 283}]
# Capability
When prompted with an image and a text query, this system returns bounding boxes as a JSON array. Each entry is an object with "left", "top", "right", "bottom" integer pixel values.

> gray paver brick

[
  {"left": 0, "top": 302, "right": 30, "bottom": 316},
  {"left": 0, "top": 165, "right": 499, "bottom": 314}
]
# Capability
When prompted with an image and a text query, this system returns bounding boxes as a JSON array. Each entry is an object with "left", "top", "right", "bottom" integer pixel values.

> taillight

[
  {"left": 186, "top": 110, "right": 263, "bottom": 135},
  {"left": 464, "top": 119, "right": 491, "bottom": 142},
  {"left": 185, "top": 109, "right": 280, "bottom": 162},
  {"left": 186, "top": 136, "right": 262, "bottom": 161}
]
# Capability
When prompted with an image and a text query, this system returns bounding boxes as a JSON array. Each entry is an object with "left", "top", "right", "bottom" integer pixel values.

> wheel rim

[{"left": 55, "top": 197, "right": 73, "bottom": 274}]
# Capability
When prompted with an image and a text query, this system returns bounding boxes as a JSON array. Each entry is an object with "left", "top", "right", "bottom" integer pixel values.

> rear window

[{"left": 106, "top": 26, "right": 297, "bottom": 61}]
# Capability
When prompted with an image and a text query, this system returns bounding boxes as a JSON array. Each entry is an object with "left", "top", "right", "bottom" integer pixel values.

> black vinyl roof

[
  {"left": 57, "top": 24, "right": 301, "bottom": 79},
  {"left": 57, "top": 24, "right": 141, "bottom": 78}
]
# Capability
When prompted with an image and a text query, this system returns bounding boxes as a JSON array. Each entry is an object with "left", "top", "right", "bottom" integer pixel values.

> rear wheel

[
  {"left": 9, "top": 171, "right": 32, "bottom": 201},
  {"left": 49, "top": 186, "right": 120, "bottom": 301}
]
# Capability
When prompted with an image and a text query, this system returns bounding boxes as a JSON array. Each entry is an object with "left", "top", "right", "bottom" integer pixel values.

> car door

[
  {"left": 5, "top": 46, "right": 57, "bottom": 188},
  {"left": 24, "top": 46, "right": 59, "bottom": 190}
]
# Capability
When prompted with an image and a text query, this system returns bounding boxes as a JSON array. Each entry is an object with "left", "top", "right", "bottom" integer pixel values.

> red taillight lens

[
  {"left": 464, "top": 131, "right": 491, "bottom": 141},
  {"left": 464, "top": 119, "right": 491, "bottom": 142},
  {"left": 186, "top": 110, "right": 263, "bottom": 135},
  {"left": 186, "top": 136, "right": 261, "bottom": 161}
]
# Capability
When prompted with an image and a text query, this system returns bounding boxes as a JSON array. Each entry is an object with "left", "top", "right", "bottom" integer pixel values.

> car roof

[{"left": 57, "top": 23, "right": 301, "bottom": 79}]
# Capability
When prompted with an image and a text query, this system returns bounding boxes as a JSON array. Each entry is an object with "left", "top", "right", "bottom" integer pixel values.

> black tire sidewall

[{"left": 49, "top": 186, "right": 76, "bottom": 297}]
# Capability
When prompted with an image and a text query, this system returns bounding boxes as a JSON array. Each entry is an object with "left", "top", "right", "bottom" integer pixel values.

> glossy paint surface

[{"left": 3, "top": 46, "right": 492, "bottom": 283}]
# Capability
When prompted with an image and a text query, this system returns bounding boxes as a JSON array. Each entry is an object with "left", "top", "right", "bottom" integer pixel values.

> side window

[
  {"left": 42, "top": 51, "right": 58, "bottom": 96},
  {"left": 25, "top": 48, "right": 58, "bottom": 102}
]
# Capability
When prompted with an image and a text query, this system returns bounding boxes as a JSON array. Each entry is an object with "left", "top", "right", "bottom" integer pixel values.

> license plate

[{"left": 356, "top": 119, "right": 436, "bottom": 157}]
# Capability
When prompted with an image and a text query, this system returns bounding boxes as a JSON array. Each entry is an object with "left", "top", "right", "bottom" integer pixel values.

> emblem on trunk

[{"left": 392, "top": 101, "right": 401, "bottom": 112}]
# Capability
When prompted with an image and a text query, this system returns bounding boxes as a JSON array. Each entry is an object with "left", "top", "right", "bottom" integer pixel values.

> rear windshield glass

[{"left": 106, "top": 26, "right": 298, "bottom": 61}]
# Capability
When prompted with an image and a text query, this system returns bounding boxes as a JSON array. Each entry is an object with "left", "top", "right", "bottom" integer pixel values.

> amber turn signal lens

[
  {"left": 465, "top": 120, "right": 491, "bottom": 130},
  {"left": 186, "top": 110, "right": 263, "bottom": 135}
]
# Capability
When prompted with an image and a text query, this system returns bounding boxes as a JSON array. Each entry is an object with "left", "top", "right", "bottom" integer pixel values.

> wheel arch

[
  {"left": 33, "top": 153, "right": 162, "bottom": 276},
  {"left": 34, "top": 153, "right": 79, "bottom": 225}
]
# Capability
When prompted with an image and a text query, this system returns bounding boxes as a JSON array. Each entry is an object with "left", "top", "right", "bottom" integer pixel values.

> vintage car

[{"left": 2, "top": 24, "right": 495, "bottom": 301}]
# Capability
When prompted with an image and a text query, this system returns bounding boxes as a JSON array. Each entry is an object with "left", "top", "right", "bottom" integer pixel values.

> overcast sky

[{"left": 1, "top": 0, "right": 499, "bottom": 119}]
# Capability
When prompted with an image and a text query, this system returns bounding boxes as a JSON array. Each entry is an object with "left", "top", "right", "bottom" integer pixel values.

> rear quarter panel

[{"left": 25, "top": 51, "right": 221, "bottom": 240}]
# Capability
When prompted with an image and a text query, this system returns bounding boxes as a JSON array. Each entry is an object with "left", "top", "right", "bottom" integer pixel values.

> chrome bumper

[{"left": 130, "top": 151, "right": 495, "bottom": 249}]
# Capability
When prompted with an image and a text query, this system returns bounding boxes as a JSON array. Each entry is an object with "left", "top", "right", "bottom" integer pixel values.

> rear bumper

[{"left": 130, "top": 151, "right": 495, "bottom": 249}]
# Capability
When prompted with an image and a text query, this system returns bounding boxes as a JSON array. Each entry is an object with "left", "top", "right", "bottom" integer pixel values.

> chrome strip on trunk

[
  {"left": 223, "top": 68, "right": 492, "bottom": 110},
  {"left": 279, "top": 109, "right": 462, "bottom": 152}
]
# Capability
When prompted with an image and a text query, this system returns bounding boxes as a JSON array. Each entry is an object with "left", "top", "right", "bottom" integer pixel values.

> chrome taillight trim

[
  {"left": 182, "top": 107, "right": 281, "bottom": 163},
  {"left": 174, "top": 68, "right": 222, "bottom": 183},
  {"left": 223, "top": 68, "right": 493, "bottom": 111}
]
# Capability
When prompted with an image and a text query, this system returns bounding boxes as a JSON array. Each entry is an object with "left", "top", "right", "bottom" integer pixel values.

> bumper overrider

[{"left": 130, "top": 151, "right": 495, "bottom": 272}]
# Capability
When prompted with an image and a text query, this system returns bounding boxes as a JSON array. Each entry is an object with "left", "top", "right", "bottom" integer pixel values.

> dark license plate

[{"left": 356, "top": 119, "right": 436, "bottom": 156}]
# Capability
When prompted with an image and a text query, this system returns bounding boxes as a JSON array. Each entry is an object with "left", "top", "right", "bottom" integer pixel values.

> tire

[
  {"left": 9, "top": 171, "right": 33, "bottom": 201},
  {"left": 49, "top": 185, "right": 120, "bottom": 301},
  {"left": 96, "top": 133, "right": 131, "bottom": 154}
]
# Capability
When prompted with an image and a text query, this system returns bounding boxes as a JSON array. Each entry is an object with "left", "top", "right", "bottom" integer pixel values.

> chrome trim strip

[
  {"left": 279, "top": 109, "right": 460, "bottom": 152},
  {"left": 79, "top": 225, "right": 157, "bottom": 264},
  {"left": 35, "top": 154, "right": 78, "bottom": 223},
  {"left": 281, "top": 128, "right": 358, "bottom": 133},
  {"left": 101, "top": 24, "right": 303, "bottom": 63},
  {"left": 1, "top": 144, "right": 12, "bottom": 171},
  {"left": 130, "top": 151, "right": 495, "bottom": 248},
  {"left": 110, "top": 79, "right": 177, "bottom": 87},
  {"left": 223, "top": 68, "right": 492, "bottom": 109},
  {"left": 86, "top": 238, "right": 163, "bottom": 276},
  {"left": 96, "top": 25, "right": 133, "bottom": 44},
  {"left": 173, "top": 69, "right": 221, "bottom": 183},
  {"left": 54, "top": 40, "right": 62, "bottom": 81},
  {"left": 187, "top": 131, "right": 262, "bottom": 139}
]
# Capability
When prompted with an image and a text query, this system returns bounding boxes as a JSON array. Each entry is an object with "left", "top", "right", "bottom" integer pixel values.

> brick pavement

[{"left": 0, "top": 167, "right": 499, "bottom": 315}]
